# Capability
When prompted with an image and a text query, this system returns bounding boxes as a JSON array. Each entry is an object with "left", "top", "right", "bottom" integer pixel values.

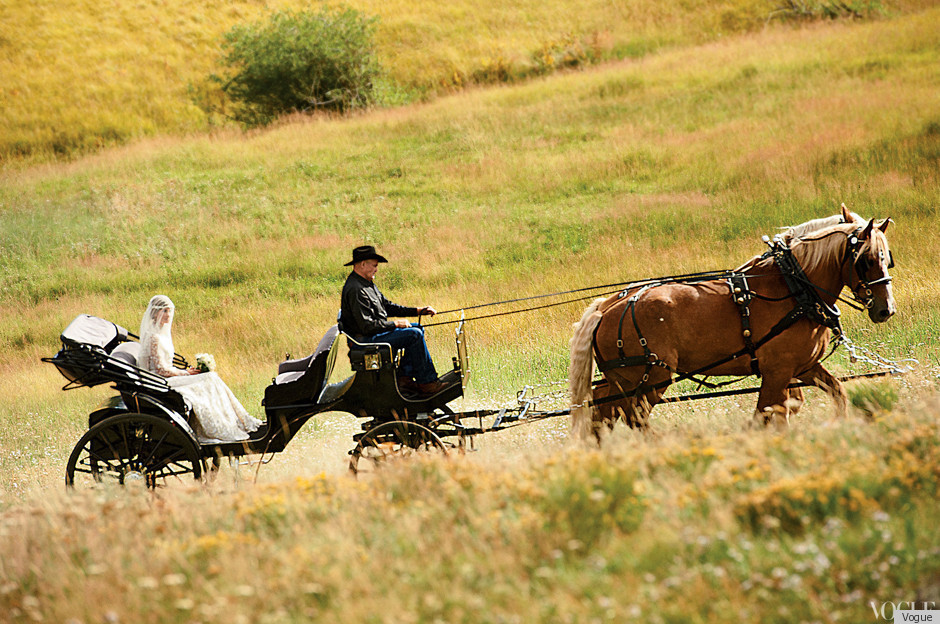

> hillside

[
  {"left": 1, "top": 0, "right": 935, "bottom": 161},
  {"left": 0, "top": 7, "right": 939, "bottom": 623}
]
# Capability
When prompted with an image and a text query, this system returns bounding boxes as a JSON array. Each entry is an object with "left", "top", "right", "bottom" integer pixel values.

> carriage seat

[
  {"left": 272, "top": 325, "right": 339, "bottom": 386},
  {"left": 275, "top": 353, "right": 314, "bottom": 385},
  {"left": 265, "top": 325, "right": 342, "bottom": 409},
  {"left": 336, "top": 309, "right": 395, "bottom": 372},
  {"left": 111, "top": 342, "right": 140, "bottom": 367}
]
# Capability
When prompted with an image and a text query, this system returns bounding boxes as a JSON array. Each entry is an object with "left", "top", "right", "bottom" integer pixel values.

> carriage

[
  {"left": 44, "top": 211, "right": 905, "bottom": 488},
  {"left": 44, "top": 311, "right": 549, "bottom": 487}
]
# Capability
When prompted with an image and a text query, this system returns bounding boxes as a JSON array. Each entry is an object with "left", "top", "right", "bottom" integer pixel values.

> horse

[{"left": 569, "top": 212, "right": 895, "bottom": 440}]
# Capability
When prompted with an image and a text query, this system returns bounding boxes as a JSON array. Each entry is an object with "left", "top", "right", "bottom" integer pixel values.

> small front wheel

[
  {"left": 66, "top": 413, "right": 203, "bottom": 488},
  {"left": 348, "top": 420, "right": 446, "bottom": 477}
]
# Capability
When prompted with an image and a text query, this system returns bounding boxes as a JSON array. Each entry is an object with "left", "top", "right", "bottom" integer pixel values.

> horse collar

[{"left": 771, "top": 241, "right": 843, "bottom": 332}]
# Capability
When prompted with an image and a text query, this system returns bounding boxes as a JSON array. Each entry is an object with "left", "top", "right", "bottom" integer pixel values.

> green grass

[{"left": 1, "top": 6, "right": 940, "bottom": 622}]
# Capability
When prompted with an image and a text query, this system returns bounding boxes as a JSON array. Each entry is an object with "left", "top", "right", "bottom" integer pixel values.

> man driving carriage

[{"left": 340, "top": 245, "right": 446, "bottom": 395}]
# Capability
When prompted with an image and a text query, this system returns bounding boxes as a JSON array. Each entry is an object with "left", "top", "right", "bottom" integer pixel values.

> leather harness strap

[{"left": 728, "top": 273, "right": 760, "bottom": 377}]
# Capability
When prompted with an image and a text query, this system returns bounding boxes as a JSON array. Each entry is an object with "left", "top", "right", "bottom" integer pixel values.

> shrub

[
  {"left": 530, "top": 451, "right": 647, "bottom": 551},
  {"left": 734, "top": 472, "right": 879, "bottom": 534},
  {"left": 768, "top": 0, "right": 885, "bottom": 22},
  {"left": 849, "top": 380, "right": 898, "bottom": 417},
  {"left": 214, "top": 7, "right": 379, "bottom": 127}
]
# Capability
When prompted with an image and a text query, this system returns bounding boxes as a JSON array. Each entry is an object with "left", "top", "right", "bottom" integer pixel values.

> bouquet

[{"left": 195, "top": 353, "right": 217, "bottom": 373}]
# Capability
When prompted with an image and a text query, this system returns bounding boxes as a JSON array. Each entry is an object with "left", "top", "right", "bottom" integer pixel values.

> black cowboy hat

[{"left": 344, "top": 245, "right": 388, "bottom": 266}]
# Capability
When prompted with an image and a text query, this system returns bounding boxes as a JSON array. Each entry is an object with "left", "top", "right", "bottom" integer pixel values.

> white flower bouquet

[{"left": 195, "top": 353, "right": 216, "bottom": 373}]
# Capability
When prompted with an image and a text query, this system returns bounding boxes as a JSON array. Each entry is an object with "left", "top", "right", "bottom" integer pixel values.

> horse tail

[{"left": 569, "top": 297, "right": 605, "bottom": 441}]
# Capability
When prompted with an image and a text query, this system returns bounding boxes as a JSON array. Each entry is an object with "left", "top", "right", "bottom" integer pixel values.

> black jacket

[{"left": 340, "top": 271, "right": 418, "bottom": 338}]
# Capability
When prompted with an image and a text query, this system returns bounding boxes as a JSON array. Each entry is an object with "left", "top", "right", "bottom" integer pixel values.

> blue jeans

[{"left": 367, "top": 324, "right": 438, "bottom": 384}]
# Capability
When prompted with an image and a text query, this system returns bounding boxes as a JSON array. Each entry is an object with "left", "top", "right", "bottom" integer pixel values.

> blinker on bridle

[{"left": 846, "top": 227, "right": 893, "bottom": 309}]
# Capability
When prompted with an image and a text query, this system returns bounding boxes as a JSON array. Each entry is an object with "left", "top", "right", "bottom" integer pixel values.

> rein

[{"left": 420, "top": 270, "right": 736, "bottom": 327}]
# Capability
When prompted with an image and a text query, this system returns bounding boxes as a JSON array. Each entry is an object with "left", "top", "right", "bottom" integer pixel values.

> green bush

[
  {"left": 532, "top": 452, "right": 647, "bottom": 551},
  {"left": 849, "top": 381, "right": 899, "bottom": 417},
  {"left": 214, "top": 7, "right": 379, "bottom": 126},
  {"left": 768, "top": 0, "right": 885, "bottom": 22}
]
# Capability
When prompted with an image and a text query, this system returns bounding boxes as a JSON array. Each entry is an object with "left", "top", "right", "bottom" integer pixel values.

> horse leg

[
  {"left": 592, "top": 378, "right": 644, "bottom": 442},
  {"left": 786, "top": 387, "right": 805, "bottom": 415},
  {"left": 796, "top": 363, "right": 848, "bottom": 419},
  {"left": 590, "top": 380, "right": 618, "bottom": 443},
  {"left": 606, "top": 367, "right": 670, "bottom": 430},
  {"left": 625, "top": 387, "right": 666, "bottom": 429},
  {"left": 755, "top": 374, "right": 794, "bottom": 429}
]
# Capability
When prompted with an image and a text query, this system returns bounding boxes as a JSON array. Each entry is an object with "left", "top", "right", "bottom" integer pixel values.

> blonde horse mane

[
  {"left": 788, "top": 221, "right": 890, "bottom": 277},
  {"left": 782, "top": 211, "right": 862, "bottom": 244},
  {"left": 735, "top": 207, "right": 865, "bottom": 273}
]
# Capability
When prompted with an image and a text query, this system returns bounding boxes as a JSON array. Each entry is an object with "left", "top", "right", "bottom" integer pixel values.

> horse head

[{"left": 848, "top": 218, "right": 896, "bottom": 323}]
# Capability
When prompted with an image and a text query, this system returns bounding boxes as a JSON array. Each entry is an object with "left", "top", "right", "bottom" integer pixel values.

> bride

[{"left": 137, "top": 295, "right": 262, "bottom": 444}]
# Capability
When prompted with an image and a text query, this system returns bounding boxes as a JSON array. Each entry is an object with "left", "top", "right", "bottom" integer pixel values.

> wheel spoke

[{"left": 141, "top": 429, "right": 173, "bottom": 469}]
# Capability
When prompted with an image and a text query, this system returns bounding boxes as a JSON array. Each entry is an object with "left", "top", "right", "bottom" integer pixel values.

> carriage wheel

[
  {"left": 348, "top": 420, "right": 447, "bottom": 478},
  {"left": 66, "top": 413, "right": 203, "bottom": 489}
]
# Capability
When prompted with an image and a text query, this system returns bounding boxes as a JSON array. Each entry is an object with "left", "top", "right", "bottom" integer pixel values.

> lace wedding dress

[{"left": 137, "top": 296, "right": 262, "bottom": 444}]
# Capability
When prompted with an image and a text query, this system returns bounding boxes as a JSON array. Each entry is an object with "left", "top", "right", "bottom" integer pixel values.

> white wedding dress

[{"left": 137, "top": 297, "right": 262, "bottom": 444}]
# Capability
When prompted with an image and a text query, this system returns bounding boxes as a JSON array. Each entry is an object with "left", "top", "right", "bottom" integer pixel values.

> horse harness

[{"left": 591, "top": 228, "right": 880, "bottom": 402}]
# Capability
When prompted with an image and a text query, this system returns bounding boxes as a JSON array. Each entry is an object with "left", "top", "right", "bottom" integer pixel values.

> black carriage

[{"left": 44, "top": 312, "right": 540, "bottom": 487}]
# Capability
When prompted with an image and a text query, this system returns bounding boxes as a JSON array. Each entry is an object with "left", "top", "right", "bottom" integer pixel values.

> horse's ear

[
  {"left": 878, "top": 218, "right": 891, "bottom": 233},
  {"left": 841, "top": 203, "right": 852, "bottom": 223},
  {"left": 862, "top": 219, "right": 875, "bottom": 239}
]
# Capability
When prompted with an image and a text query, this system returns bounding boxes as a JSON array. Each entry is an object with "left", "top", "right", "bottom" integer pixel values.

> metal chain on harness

[{"left": 840, "top": 334, "right": 916, "bottom": 375}]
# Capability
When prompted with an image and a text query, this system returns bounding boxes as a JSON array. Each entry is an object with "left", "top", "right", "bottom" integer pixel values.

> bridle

[{"left": 843, "top": 226, "right": 894, "bottom": 310}]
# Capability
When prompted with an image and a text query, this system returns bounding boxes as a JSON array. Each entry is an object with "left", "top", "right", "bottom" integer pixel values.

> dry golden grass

[
  {"left": 4, "top": 0, "right": 937, "bottom": 160},
  {"left": 1, "top": 376, "right": 938, "bottom": 622}
]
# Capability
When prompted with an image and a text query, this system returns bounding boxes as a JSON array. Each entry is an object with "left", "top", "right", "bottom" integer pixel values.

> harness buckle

[
  {"left": 639, "top": 337, "right": 647, "bottom": 347},
  {"left": 616, "top": 339, "right": 623, "bottom": 349}
]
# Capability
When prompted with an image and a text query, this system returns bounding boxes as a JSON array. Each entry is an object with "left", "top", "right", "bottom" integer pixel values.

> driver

[{"left": 340, "top": 245, "right": 445, "bottom": 395}]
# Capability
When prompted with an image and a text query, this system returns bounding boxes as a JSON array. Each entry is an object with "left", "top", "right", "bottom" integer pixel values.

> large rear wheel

[
  {"left": 66, "top": 413, "right": 203, "bottom": 488},
  {"left": 348, "top": 420, "right": 446, "bottom": 477}
]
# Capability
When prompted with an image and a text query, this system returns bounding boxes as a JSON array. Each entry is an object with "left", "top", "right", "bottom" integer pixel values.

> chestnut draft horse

[{"left": 569, "top": 213, "right": 896, "bottom": 439}]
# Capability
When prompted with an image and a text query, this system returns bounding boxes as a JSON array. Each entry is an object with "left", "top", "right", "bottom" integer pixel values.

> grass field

[{"left": 1, "top": 3, "right": 940, "bottom": 622}]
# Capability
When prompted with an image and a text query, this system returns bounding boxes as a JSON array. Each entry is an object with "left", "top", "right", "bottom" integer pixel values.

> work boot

[
  {"left": 397, "top": 376, "right": 417, "bottom": 391},
  {"left": 417, "top": 380, "right": 446, "bottom": 395}
]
